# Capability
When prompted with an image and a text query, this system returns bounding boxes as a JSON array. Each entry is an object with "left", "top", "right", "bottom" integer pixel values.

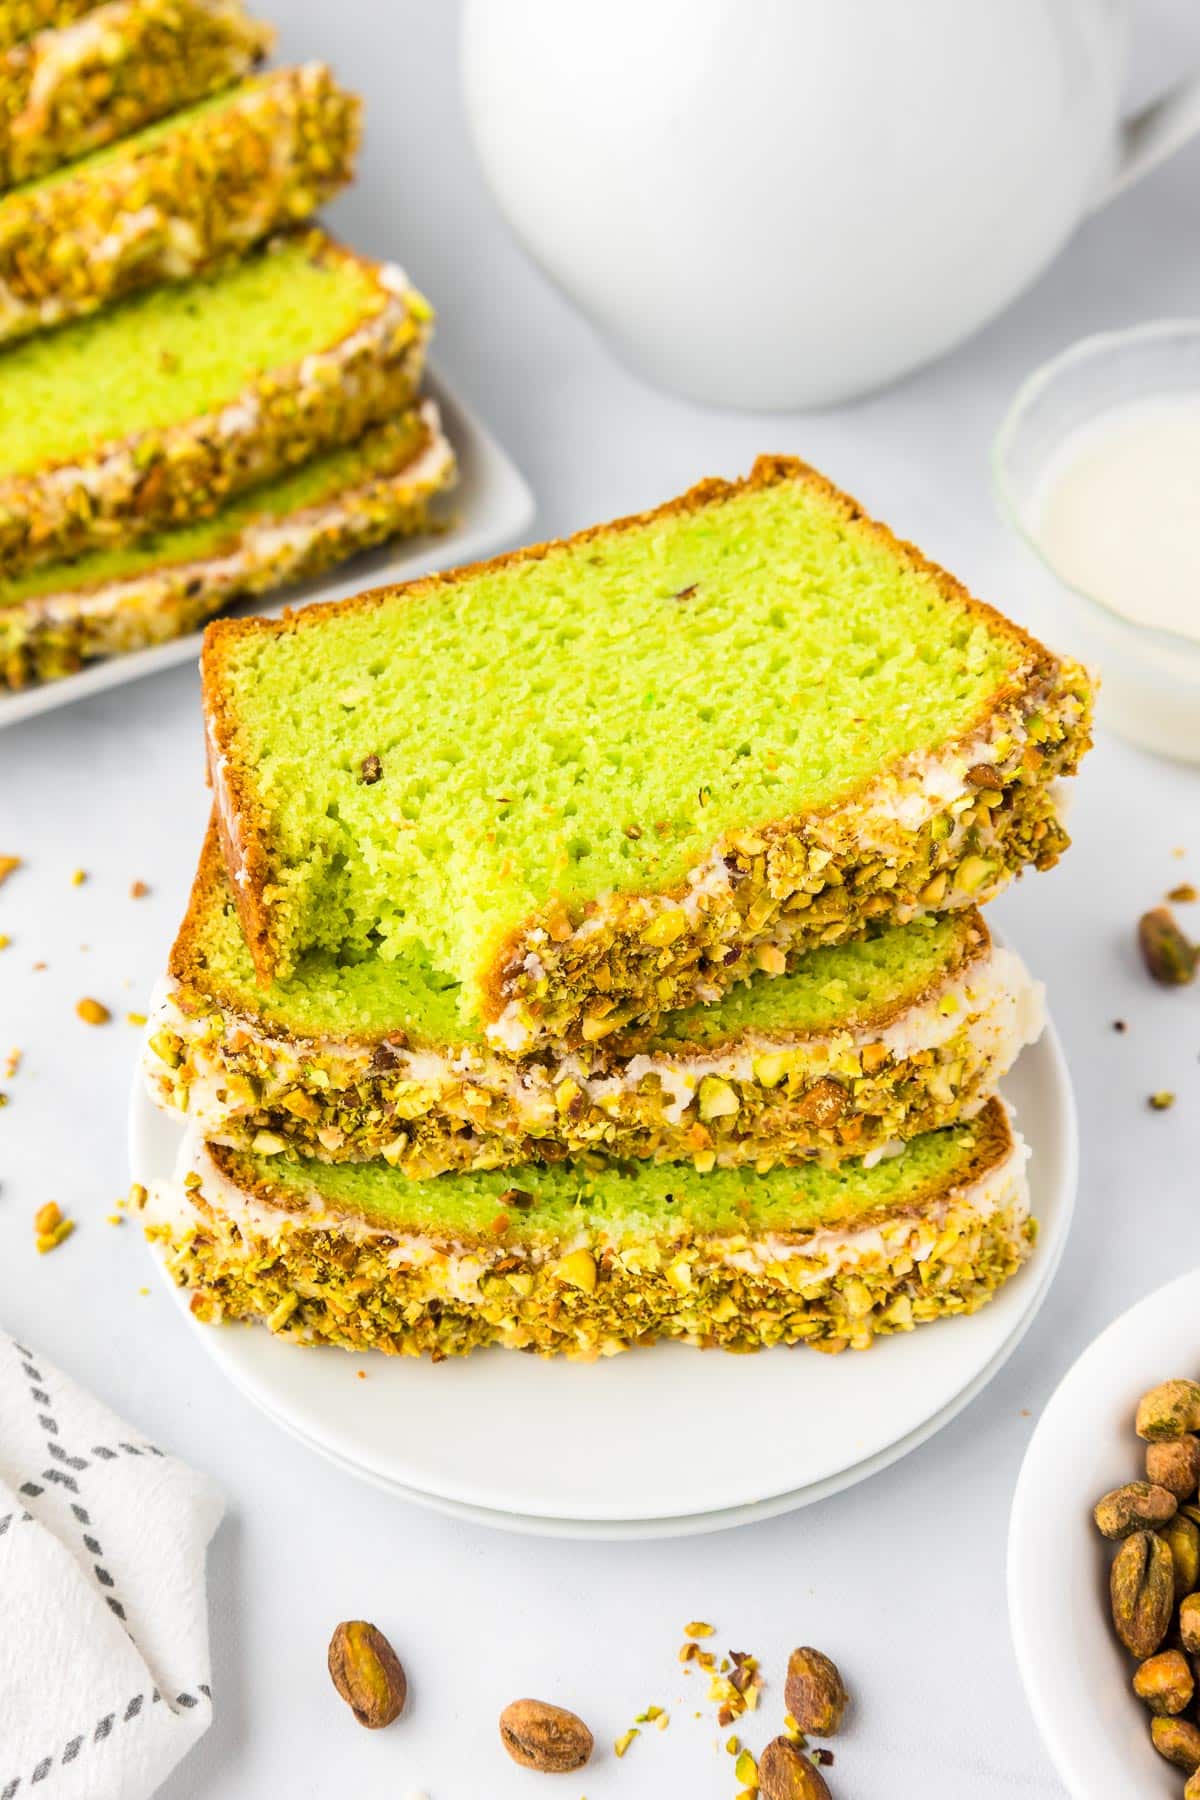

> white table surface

[{"left": 4, "top": 4, "right": 1200, "bottom": 1795}]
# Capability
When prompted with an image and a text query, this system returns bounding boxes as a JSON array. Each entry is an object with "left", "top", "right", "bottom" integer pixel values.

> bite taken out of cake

[{"left": 145, "top": 820, "right": 1043, "bottom": 1176}]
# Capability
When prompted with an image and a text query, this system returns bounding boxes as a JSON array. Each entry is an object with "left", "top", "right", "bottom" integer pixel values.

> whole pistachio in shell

[
  {"left": 1148, "top": 1436, "right": 1200, "bottom": 1501},
  {"left": 1134, "top": 1650, "right": 1194, "bottom": 1716},
  {"left": 757, "top": 1736, "right": 833, "bottom": 1800},
  {"left": 783, "top": 1647, "right": 848, "bottom": 1735},
  {"left": 327, "top": 1621, "right": 407, "bottom": 1728},
  {"left": 1139, "top": 908, "right": 1198, "bottom": 986},
  {"left": 1111, "top": 1532, "right": 1175, "bottom": 1658},
  {"left": 498, "top": 1699, "right": 593, "bottom": 1772},
  {"left": 1093, "top": 1482, "right": 1177, "bottom": 1540},
  {"left": 1165, "top": 1513, "right": 1200, "bottom": 1602},
  {"left": 1151, "top": 1714, "right": 1200, "bottom": 1773},
  {"left": 1137, "top": 1381, "right": 1200, "bottom": 1443}
]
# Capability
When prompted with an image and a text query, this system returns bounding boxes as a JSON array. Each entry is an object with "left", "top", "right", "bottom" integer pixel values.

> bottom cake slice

[
  {"left": 0, "top": 401, "right": 454, "bottom": 690},
  {"left": 137, "top": 1098, "right": 1033, "bottom": 1361}
]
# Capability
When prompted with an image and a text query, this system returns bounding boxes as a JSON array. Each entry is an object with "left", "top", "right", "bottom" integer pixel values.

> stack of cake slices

[
  {"left": 140, "top": 455, "right": 1093, "bottom": 1361},
  {"left": 0, "top": 0, "right": 454, "bottom": 691}
]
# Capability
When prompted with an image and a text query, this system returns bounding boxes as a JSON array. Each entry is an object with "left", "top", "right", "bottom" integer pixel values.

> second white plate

[{"left": 130, "top": 1011, "right": 1077, "bottom": 1527}]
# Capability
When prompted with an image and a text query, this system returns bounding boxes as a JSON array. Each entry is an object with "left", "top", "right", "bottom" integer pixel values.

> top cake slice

[{"left": 202, "top": 455, "right": 1092, "bottom": 1052}]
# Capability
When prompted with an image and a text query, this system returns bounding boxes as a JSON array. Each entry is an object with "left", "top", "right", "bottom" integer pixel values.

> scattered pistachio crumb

[
  {"left": 613, "top": 1728, "right": 639, "bottom": 1758},
  {"left": 1169, "top": 883, "right": 1198, "bottom": 903},
  {"left": 684, "top": 1621, "right": 715, "bottom": 1638},
  {"left": 0, "top": 854, "right": 21, "bottom": 885},
  {"left": 356, "top": 1369, "right": 367, "bottom": 1380},
  {"left": 76, "top": 997, "right": 111, "bottom": 1025},
  {"left": 71, "top": 868, "right": 87, "bottom": 886},
  {"left": 126, "top": 1012, "right": 147, "bottom": 1027},
  {"left": 0, "top": 1092, "right": 7, "bottom": 1107},
  {"left": 1149, "top": 1091, "right": 1176, "bottom": 1111},
  {"left": 127, "top": 1182, "right": 147, "bottom": 1209},
  {"left": 726, "top": 1735, "right": 740, "bottom": 1755},
  {"left": 4, "top": 1049, "right": 20, "bottom": 1078},
  {"left": 734, "top": 1747, "right": 758, "bottom": 1785},
  {"left": 1112, "top": 1019, "right": 1127, "bottom": 1033},
  {"left": 0, "top": 934, "right": 10, "bottom": 950},
  {"left": 106, "top": 1214, "right": 123, "bottom": 1227},
  {"left": 130, "top": 880, "right": 150, "bottom": 899},
  {"left": 34, "top": 1203, "right": 74, "bottom": 1254}
]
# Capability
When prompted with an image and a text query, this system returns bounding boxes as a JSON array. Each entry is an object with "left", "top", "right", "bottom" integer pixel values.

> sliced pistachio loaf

[
  {"left": 0, "top": 62, "right": 359, "bottom": 344},
  {"left": 0, "top": 0, "right": 273, "bottom": 190},
  {"left": 140, "top": 1099, "right": 1033, "bottom": 1359},
  {"left": 0, "top": 0, "right": 104, "bottom": 49},
  {"left": 202, "top": 455, "right": 1092, "bottom": 1050},
  {"left": 0, "top": 403, "right": 455, "bottom": 690},
  {"left": 0, "top": 230, "right": 431, "bottom": 573},
  {"left": 143, "top": 818, "right": 1042, "bottom": 1175}
]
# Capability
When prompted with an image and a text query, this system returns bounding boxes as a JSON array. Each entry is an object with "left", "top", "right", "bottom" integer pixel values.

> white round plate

[
  {"left": 1009, "top": 1268, "right": 1200, "bottom": 1800},
  {"left": 130, "top": 1017, "right": 1076, "bottom": 1527},
  {"left": 245, "top": 1206, "right": 1073, "bottom": 1539}
]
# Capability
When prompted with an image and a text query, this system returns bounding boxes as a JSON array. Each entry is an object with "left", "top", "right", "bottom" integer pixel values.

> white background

[{"left": 4, "top": 3, "right": 1200, "bottom": 1795}]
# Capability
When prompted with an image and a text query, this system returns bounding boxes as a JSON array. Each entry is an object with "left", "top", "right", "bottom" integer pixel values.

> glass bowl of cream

[{"left": 994, "top": 320, "right": 1200, "bottom": 761}]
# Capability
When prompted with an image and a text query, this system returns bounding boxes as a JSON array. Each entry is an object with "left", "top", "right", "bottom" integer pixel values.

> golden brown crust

[
  {"left": 203, "top": 1096, "right": 1015, "bottom": 1248},
  {"left": 200, "top": 454, "right": 1071, "bottom": 993}
]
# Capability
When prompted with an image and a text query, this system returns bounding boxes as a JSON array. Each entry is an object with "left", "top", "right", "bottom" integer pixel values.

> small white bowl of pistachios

[{"left": 1009, "top": 1269, "right": 1200, "bottom": 1798}]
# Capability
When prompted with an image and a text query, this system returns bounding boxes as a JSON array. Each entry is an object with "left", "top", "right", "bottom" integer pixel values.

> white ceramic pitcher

[{"left": 462, "top": 0, "right": 1200, "bottom": 408}]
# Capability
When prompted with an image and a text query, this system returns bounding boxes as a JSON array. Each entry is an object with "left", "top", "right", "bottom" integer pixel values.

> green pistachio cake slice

[
  {"left": 0, "top": 229, "right": 431, "bottom": 573},
  {"left": 0, "top": 402, "right": 455, "bottom": 690},
  {"left": 0, "top": 0, "right": 274, "bottom": 190},
  {"left": 138, "top": 1098, "right": 1033, "bottom": 1360},
  {"left": 202, "top": 455, "right": 1093, "bottom": 1048},
  {"left": 0, "top": 62, "right": 359, "bottom": 343},
  {"left": 143, "top": 819, "right": 1042, "bottom": 1175}
]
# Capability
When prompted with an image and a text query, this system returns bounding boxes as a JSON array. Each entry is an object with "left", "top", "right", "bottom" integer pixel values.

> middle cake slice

[{"left": 144, "top": 821, "right": 1043, "bottom": 1175}]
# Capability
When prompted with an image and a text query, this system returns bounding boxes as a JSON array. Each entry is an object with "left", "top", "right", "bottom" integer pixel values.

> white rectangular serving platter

[{"left": 0, "top": 367, "right": 535, "bottom": 729}]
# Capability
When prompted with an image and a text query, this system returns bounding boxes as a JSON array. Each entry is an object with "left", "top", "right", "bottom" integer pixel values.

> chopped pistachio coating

[
  {"left": 0, "top": 0, "right": 103, "bottom": 51},
  {"left": 0, "top": 0, "right": 273, "bottom": 190},
  {"left": 148, "top": 958, "right": 1031, "bottom": 1176},
  {"left": 147, "top": 1184, "right": 1033, "bottom": 1361},
  {"left": 147, "top": 827, "right": 1039, "bottom": 1172},
  {"left": 485, "top": 678, "right": 1089, "bottom": 1053},
  {"left": 0, "top": 404, "right": 455, "bottom": 690},
  {"left": 0, "top": 63, "right": 360, "bottom": 345},
  {"left": 0, "top": 230, "right": 432, "bottom": 573}
]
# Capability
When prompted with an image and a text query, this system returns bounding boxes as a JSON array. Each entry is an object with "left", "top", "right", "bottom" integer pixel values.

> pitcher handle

[{"left": 1099, "top": 68, "right": 1200, "bottom": 206}]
